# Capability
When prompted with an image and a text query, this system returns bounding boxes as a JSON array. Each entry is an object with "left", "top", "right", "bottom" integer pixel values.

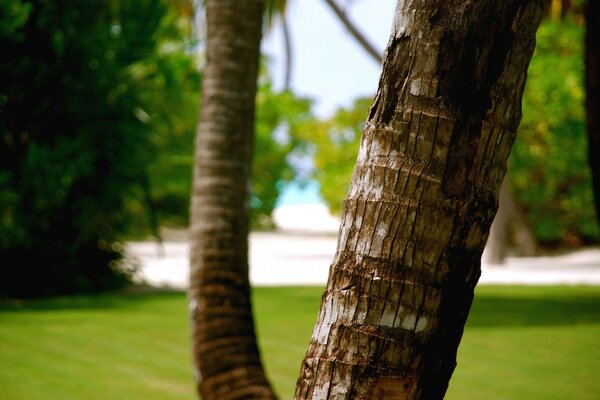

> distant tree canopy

[
  {"left": 305, "top": 97, "right": 371, "bottom": 216},
  {"left": 0, "top": 0, "right": 197, "bottom": 297},
  {"left": 511, "top": 16, "right": 599, "bottom": 246}
]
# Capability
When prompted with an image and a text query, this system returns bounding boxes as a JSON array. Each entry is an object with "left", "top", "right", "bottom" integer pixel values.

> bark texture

[
  {"left": 188, "top": 1, "right": 277, "bottom": 399},
  {"left": 295, "top": 1, "right": 543, "bottom": 399},
  {"left": 585, "top": 0, "right": 600, "bottom": 229}
]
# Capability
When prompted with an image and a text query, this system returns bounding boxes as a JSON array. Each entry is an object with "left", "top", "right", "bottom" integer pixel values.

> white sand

[{"left": 128, "top": 204, "right": 600, "bottom": 289}]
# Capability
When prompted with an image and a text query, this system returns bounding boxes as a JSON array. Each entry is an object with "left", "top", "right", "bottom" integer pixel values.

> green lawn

[{"left": 1, "top": 285, "right": 599, "bottom": 399}]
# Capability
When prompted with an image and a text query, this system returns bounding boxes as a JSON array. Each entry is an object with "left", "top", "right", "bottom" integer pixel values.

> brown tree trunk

[
  {"left": 282, "top": 13, "right": 293, "bottom": 91},
  {"left": 585, "top": 0, "right": 600, "bottom": 230},
  {"left": 295, "top": 1, "right": 543, "bottom": 399},
  {"left": 188, "top": 1, "right": 277, "bottom": 399}
]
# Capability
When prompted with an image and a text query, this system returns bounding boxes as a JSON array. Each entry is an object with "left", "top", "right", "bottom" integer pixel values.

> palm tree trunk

[
  {"left": 282, "top": 13, "right": 293, "bottom": 91},
  {"left": 585, "top": 0, "right": 600, "bottom": 230},
  {"left": 486, "top": 174, "right": 537, "bottom": 264},
  {"left": 295, "top": 1, "right": 543, "bottom": 399},
  {"left": 188, "top": 1, "right": 277, "bottom": 399}
]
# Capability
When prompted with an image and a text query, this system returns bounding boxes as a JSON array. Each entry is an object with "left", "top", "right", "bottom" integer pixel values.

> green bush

[
  {"left": 252, "top": 80, "right": 314, "bottom": 227},
  {"left": 0, "top": 0, "right": 189, "bottom": 297},
  {"left": 510, "top": 18, "right": 599, "bottom": 246},
  {"left": 307, "top": 97, "right": 371, "bottom": 215}
]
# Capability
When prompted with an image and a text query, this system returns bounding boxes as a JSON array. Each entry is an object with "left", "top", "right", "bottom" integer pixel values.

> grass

[{"left": 0, "top": 285, "right": 599, "bottom": 399}]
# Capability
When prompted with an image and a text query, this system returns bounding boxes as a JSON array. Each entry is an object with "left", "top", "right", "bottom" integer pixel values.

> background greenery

[
  {"left": 0, "top": 0, "right": 312, "bottom": 296},
  {"left": 511, "top": 17, "right": 599, "bottom": 246},
  {"left": 1, "top": 285, "right": 599, "bottom": 399},
  {"left": 1, "top": 0, "right": 598, "bottom": 298},
  {"left": 0, "top": 0, "right": 186, "bottom": 296}
]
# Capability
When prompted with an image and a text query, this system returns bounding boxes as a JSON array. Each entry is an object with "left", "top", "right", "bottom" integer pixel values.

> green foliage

[
  {"left": 306, "top": 97, "right": 371, "bottom": 214},
  {"left": 264, "top": 0, "right": 289, "bottom": 26},
  {"left": 0, "top": 0, "right": 30, "bottom": 39},
  {"left": 252, "top": 78, "right": 314, "bottom": 227},
  {"left": 0, "top": 0, "right": 194, "bottom": 297},
  {"left": 131, "top": 10, "right": 201, "bottom": 230},
  {"left": 510, "top": 18, "right": 599, "bottom": 246},
  {"left": 138, "top": 71, "right": 313, "bottom": 231}
]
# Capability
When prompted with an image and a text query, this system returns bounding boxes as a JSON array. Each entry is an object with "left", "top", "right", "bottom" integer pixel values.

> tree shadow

[
  {"left": 467, "top": 287, "right": 600, "bottom": 328},
  {"left": 0, "top": 286, "right": 185, "bottom": 313}
]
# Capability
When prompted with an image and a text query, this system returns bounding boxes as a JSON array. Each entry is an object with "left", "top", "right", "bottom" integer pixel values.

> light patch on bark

[
  {"left": 369, "top": 135, "right": 386, "bottom": 157},
  {"left": 356, "top": 140, "right": 368, "bottom": 163},
  {"left": 313, "top": 378, "right": 350, "bottom": 400},
  {"left": 314, "top": 294, "right": 342, "bottom": 344},
  {"left": 355, "top": 310, "right": 368, "bottom": 325},
  {"left": 313, "top": 382, "right": 331, "bottom": 400},
  {"left": 410, "top": 78, "right": 422, "bottom": 96},
  {"left": 328, "top": 380, "right": 351, "bottom": 399},
  {"left": 416, "top": 316, "right": 429, "bottom": 332},
  {"left": 401, "top": 314, "right": 417, "bottom": 330},
  {"left": 379, "top": 310, "right": 397, "bottom": 328},
  {"left": 188, "top": 298, "right": 198, "bottom": 315},
  {"left": 193, "top": 367, "right": 202, "bottom": 384},
  {"left": 392, "top": 2, "right": 414, "bottom": 39}
]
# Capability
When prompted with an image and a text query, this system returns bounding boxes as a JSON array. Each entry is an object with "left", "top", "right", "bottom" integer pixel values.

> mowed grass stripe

[
  {"left": 0, "top": 293, "right": 195, "bottom": 400},
  {"left": 1, "top": 286, "right": 599, "bottom": 399}
]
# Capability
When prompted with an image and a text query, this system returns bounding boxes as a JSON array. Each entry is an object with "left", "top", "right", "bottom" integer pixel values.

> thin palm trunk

[
  {"left": 295, "top": 1, "right": 543, "bottom": 398},
  {"left": 282, "top": 13, "right": 293, "bottom": 91},
  {"left": 322, "top": 0, "right": 383, "bottom": 64},
  {"left": 585, "top": 0, "right": 600, "bottom": 229},
  {"left": 486, "top": 174, "right": 537, "bottom": 264},
  {"left": 188, "top": 1, "right": 277, "bottom": 399}
]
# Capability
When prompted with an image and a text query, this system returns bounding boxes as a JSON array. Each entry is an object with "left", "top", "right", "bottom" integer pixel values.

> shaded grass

[{"left": 0, "top": 286, "right": 599, "bottom": 399}]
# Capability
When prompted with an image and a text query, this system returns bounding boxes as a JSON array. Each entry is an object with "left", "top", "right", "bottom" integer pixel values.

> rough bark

[
  {"left": 295, "top": 1, "right": 543, "bottom": 399},
  {"left": 585, "top": 0, "right": 600, "bottom": 230},
  {"left": 188, "top": 1, "right": 277, "bottom": 399}
]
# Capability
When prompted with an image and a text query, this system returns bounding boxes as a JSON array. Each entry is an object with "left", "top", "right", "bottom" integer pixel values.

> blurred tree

[
  {"left": 584, "top": 0, "right": 600, "bottom": 230},
  {"left": 265, "top": 0, "right": 293, "bottom": 90},
  {"left": 187, "top": 0, "right": 277, "bottom": 399},
  {"left": 510, "top": 17, "right": 599, "bottom": 246},
  {"left": 141, "top": 67, "right": 313, "bottom": 231},
  {"left": 307, "top": 97, "right": 371, "bottom": 214},
  {"left": 135, "top": 1, "right": 312, "bottom": 232},
  {"left": 296, "top": 1, "right": 543, "bottom": 397},
  {"left": 0, "top": 0, "right": 194, "bottom": 297},
  {"left": 253, "top": 78, "right": 313, "bottom": 227}
]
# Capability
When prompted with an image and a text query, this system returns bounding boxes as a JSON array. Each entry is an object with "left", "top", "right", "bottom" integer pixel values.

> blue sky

[
  {"left": 261, "top": 0, "right": 397, "bottom": 118},
  {"left": 261, "top": 0, "right": 398, "bottom": 206}
]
